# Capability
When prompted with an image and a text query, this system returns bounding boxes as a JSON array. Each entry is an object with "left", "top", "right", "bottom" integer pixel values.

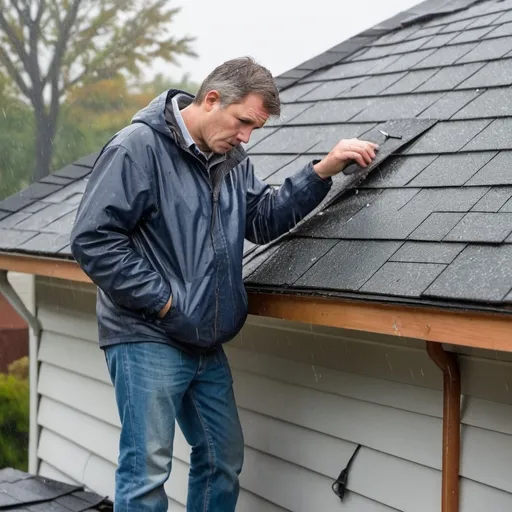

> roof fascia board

[{"left": 248, "top": 292, "right": 512, "bottom": 352}]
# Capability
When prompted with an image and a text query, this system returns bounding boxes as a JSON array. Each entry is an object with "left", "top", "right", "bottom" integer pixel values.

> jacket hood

[{"left": 131, "top": 88, "right": 194, "bottom": 138}]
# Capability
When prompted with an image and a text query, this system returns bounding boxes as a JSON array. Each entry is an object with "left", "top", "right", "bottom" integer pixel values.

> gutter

[{"left": 0, "top": 270, "right": 41, "bottom": 474}]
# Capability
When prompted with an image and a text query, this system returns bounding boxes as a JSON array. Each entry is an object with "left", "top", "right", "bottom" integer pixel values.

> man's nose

[{"left": 237, "top": 128, "right": 252, "bottom": 144}]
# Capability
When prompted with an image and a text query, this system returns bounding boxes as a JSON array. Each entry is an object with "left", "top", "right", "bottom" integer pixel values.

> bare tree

[{"left": 0, "top": 0, "right": 195, "bottom": 181}]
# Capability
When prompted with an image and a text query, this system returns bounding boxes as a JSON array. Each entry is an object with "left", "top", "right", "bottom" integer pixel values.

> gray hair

[{"left": 194, "top": 56, "right": 281, "bottom": 117}]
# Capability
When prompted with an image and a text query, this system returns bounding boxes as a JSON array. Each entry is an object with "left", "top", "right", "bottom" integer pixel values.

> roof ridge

[{"left": 274, "top": 0, "right": 485, "bottom": 91}]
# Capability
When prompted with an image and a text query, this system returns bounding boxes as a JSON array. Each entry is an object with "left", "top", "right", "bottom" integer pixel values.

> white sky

[{"left": 163, "top": 0, "right": 423, "bottom": 83}]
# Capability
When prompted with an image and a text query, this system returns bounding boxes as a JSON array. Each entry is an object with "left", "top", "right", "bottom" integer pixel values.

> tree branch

[
  {"left": 43, "top": 0, "right": 81, "bottom": 88},
  {"left": 0, "top": 46, "right": 31, "bottom": 98},
  {"left": 0, "top": 9, "right": 31, "bottom": 72}
]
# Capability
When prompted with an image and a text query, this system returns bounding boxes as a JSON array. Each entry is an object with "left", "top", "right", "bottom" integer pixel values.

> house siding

[{"left": 34, "top": 276, "right": 512, "bottom": 511}]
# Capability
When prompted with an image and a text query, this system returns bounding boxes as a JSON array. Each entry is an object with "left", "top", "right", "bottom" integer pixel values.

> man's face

[{"left": 201, "top": 92, "right": 270, "bottom": 153}]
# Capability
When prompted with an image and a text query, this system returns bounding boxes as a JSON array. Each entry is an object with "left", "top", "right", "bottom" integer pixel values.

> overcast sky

[{"left": 163, "top": 0, "right": 423, "bottom": 83}]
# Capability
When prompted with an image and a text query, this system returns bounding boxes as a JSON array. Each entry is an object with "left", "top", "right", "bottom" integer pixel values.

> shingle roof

[
  {"left": 0, "top": 467, "right": 112, "bottom": 510},
  {"left": 2, "top": 0, "right": 512, "bottom": 312}
]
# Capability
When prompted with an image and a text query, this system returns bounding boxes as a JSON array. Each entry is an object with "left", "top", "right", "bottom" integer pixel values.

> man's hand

[
  {"left": 158, "top": 295, "right": 173, "bottom": 318},
  {"left": 313, "top": 138, "right": 379, "bottom": 180}
]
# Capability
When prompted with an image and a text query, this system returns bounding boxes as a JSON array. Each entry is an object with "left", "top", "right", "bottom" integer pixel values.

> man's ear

[{"left": 204, "top": 90, "right": 221, "bottom": 112}]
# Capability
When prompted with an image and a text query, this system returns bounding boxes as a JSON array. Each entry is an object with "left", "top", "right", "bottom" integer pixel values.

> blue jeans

[{"left": 104, "top": 342, "right": 244, "bottom": 512}]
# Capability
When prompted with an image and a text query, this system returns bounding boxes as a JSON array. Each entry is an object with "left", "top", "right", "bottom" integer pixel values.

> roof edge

[{"left": 275, "top": 0, "right": 484, "bottom": 91}]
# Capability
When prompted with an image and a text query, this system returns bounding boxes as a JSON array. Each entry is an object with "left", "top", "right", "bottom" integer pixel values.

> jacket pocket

[{"left": 155, "top": 272, "right": 216, "bottom": 347}]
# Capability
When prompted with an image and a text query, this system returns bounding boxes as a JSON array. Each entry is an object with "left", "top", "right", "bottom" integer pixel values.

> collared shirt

[{"left": 171, "top": 94, "right": 226, "bottom": 170}]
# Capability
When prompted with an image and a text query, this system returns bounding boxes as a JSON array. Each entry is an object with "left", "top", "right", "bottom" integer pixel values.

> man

[{"left": 70, "top": 56, "right": 377, "bottom": 511}]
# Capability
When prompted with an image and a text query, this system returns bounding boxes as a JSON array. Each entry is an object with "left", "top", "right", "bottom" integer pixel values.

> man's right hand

[{"left": 158, "top": 295, "right": 173, "bottom": 318}]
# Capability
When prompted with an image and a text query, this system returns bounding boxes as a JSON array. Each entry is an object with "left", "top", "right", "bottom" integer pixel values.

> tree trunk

[{"left": 33, "top": 109, "right": 57, "bottom": 183}]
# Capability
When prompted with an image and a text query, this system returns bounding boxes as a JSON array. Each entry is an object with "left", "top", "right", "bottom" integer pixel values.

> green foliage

[
  {"left": 0, "top": 0, "right": 196, "bottom": 180},
  {"left": 0, "top": 358, "right": 29, "bottom": 471}
]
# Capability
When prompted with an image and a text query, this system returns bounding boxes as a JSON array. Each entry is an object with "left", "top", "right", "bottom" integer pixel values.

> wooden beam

[
  {"left": 248, "top": 293, "right": 512, "bottom": 352},
  {"left": 0, "top": 253, "right": 91, "bottom": 283},
  {"left": 2, "top": 251, "right": 512, "bottom": 352}
]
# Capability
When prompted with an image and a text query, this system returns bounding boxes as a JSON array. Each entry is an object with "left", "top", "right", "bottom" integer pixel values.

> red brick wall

[{"left": 0, "top": 294, "right": 28, "bottom": 373}]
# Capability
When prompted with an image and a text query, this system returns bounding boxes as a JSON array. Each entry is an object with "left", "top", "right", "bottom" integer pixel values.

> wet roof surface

[{"left": 2, "top": 0, "right": 512, "bottom": 311}]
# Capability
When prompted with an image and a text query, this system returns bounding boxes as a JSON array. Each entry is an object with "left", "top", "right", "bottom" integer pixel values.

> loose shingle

[
  {"left": 408, "top": 212, "right": 466, "bottom": 241},
  {"left": 466, "top": 151, "right": 512, "bottom": 185},
  {"left": 407, "top": 152, "right": 495, "bottom": 187},
  {"left": 390, "top": 241, "right": 466, "bottom": 264},
  {"left": 245, "top": 237, "right": 339, "bottom": 286},
  {"left": 424, "top": 244, "right": 512, "bottom": 302},
  {"left": 360, "top": 261, "right": 446, "bottom": 297},
  {"left": 289, "top": 98, "right": 375, "bottom": 124},
  {"left": 300, "top": 77, "right": 366, "bottom": 101},
  {"left": 407, "top": 120, "right": 491, "bottom": 153},
  {"left": 453, "top": 87, "right": 512, "bottom": 119},
  {"left": 342, "top": 72, "right": 407, "bottom": 97},
  {"left": 419, "top": 90, "right": 483, "bottom": 120},
  {"left": 383, "top": 68, "right": 439, "bottom": 94},
  {"left": 351, "top": 93, "right": 441, "bottom": 122},
  {"left": 362, "top": 155, "right": 437, "bottom": 188},
  {"left": 416, "top": 62, "right": 485, "bottom": 91},
  {"left": 249, "top": 154, "right": 298, "bottom": 181},
  {"left": 444, "top": 212, "right": 512, "bottom": 242},
  {"left": 457, "top": 36, "right": 512, "bottom": 63},
  {"left": 471, "top": 187, "right": 512, "bottom": 211},
  {"left": 462, "top": 118, "right": 512, "bottom": 151},
  {"left": 295, "top": 240, "right": 402, "bottom": 291},
  {"left": 458, "top": 58, "right": 512, "bottom": 88}
]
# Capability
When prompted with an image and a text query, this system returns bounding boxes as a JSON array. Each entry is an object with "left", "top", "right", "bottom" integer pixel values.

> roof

[
  {"left": 2, "top": 0, "right": 512, "bottom": 314},
  {"left": 0, "top": 467, "right": 112, "bottom": 510}
]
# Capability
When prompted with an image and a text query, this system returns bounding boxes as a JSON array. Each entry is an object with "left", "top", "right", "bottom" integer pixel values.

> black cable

[{"left": 331, "top": 444, "right": 362, "bottom": 501}]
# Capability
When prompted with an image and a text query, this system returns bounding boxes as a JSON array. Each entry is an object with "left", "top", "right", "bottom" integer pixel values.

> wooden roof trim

[
  {"left": 0, "top": 252, "right": 90, "bottom": 283},
  {"left": 249, "top": 293, "right": 512, "bottom": 352},
  {"left": 1, "top": 252, "right": 512, "bottom": 352}
]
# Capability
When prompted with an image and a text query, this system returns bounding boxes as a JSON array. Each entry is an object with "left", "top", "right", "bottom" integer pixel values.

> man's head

[{"left": 183, "top": 57, "right": 280, "bottom": 154}]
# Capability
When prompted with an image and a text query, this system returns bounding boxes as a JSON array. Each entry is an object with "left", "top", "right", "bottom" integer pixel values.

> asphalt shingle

[
  {"left": 408, "top": 212, "right": 467, "bottom": 241},
  {"left": 341, "top": 72, "right": 407, "bottom": 97},
  {"left": 416, "top": 62, "right": 485, "bottom": 91},
  {"left": 456, "top": 36, "right": 512, "bottom": 63},
  {"left": 299, "top": 77, "right": 366, "bottom": 101},
  {"left": 407, "top": 152, "right": 496, "bottom": 187},
  {"left": 462, "top": 118, "right": 512, "bottom": 151},
  {"left": 465, "top": 151, "right": 512, "bottom": 185},
  {"left": 382, "top": 69, "right": 440, "bottom": 94},
  {"left": 407, "top": 119, "right": 492, "bottom": 153},
  {"left": 249, "top": 154, "right": 298, "bottom": 181},
  {"left": 381, "top": 49, "right": 435, "bottom": 73},
  {"left": 453, "top": 87, "right": 512, "bottom": 118},
  {"left": 389, "top": 241, "right": 466, "bottom": 263},
  {"left": 444, "top": 212, "right": 512, "bottom": 242},
  {"left": 279, "top": 82, "right": 320, "bottom": 103},
  {"left": 289, "top": 98, "right": 374, "bottom": 124},
  {"left": 471, "top": 187, "right": 512, "bottom": 211},
  {"left": 419, "top": 89, "right": 483, "bottom": 119},
  {"left": 295, "top": 240, "right": 402, "bottom": 291},
  {"left": 424, "top": 244, "right": 512, "bottom": 302},
  {"left": 414, "top": 43, "right": 478, "bottom": 68},
  {"left": 458, "top": 58, "right": 512, "bottom": 88},
  {"left": 360, "top": 261, "right": 446, "bottom": 297}
]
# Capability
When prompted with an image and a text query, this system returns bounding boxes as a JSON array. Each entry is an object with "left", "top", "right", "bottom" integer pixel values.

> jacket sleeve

[
  {"left": 245, "top": 158, "right": 332, "bottom": 245},
  {"left": 70, "top": 145, "right": 170, "bottom": 318}
]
